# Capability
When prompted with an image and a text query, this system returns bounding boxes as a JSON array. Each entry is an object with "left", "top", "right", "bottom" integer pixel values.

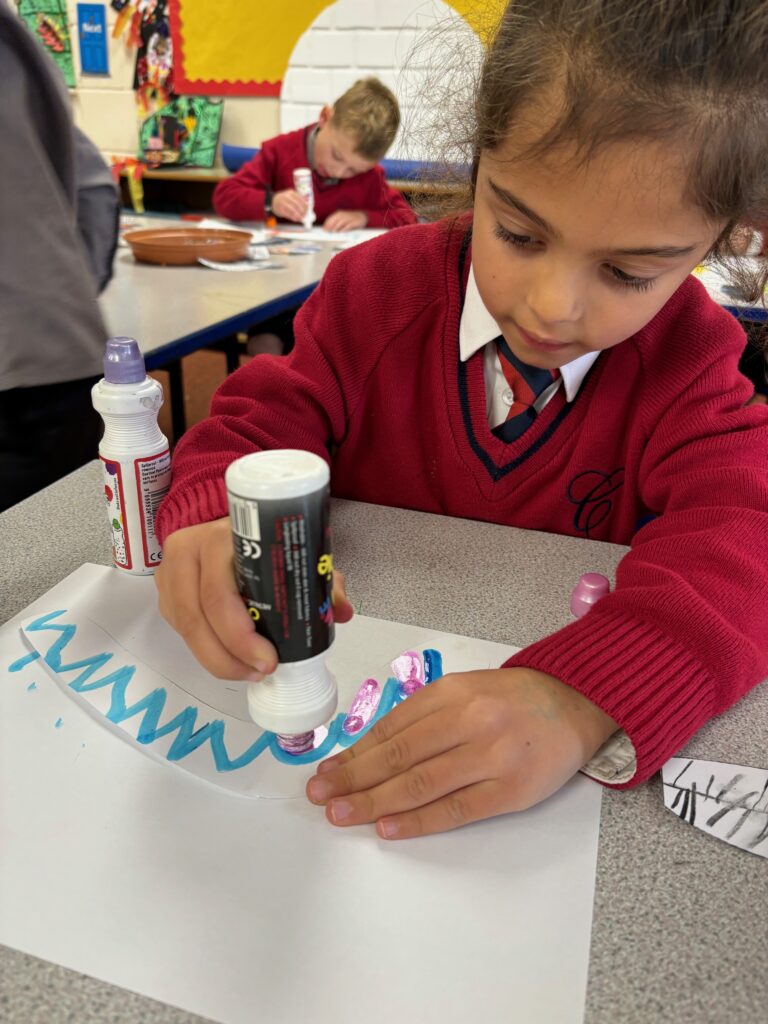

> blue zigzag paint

[{"left": 9, "top": 610, "right": 444, "bottom": 772}]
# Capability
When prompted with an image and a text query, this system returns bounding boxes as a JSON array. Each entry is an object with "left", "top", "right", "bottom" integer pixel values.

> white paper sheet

[
  {"left": 662, "top": 757, "right": 768, "bottom": 858},
  {"left": 197, "top": 257, "right": 285, "bottom": 272},
  {"left": 0, "top": 564, "right": 602, "bottom": 1024}
]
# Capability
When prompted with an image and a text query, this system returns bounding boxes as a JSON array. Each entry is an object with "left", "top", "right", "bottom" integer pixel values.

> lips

[{"left": 516, "top": 325, "right": 573, "bottom": 351}]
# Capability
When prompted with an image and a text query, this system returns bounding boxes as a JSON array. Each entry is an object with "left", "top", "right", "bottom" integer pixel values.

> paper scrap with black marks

[{"left": 662, "top": 757, "right": 768, "bottom": 858}]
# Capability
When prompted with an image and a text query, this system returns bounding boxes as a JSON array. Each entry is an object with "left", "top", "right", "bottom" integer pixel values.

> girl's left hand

[{"left": 306, "top": 667, "right": 617, "bottom": 838}]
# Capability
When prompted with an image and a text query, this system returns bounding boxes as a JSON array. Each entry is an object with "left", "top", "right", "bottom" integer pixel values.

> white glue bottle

[
  {"left": 225, "top": 450, "right": 337, "bottom": 753},
  {"left": 293, "top": 167, "right": 316, "bottom": 229},
  {"left": 91, "top": 337, "right": 171, "bottom": 575}
]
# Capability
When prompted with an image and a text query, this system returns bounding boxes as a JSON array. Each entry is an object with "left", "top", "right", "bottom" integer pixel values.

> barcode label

[
  {"left": 145, "top": 482, "right": 170, "bottom": 519},
  {"left": 229, "top": 496, "right": 261, "bottom": 539}
]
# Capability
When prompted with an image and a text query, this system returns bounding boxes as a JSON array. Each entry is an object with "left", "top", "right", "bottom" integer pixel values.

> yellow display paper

[{"left": 170, "top": 0, "right": 506, "bottom": 95}]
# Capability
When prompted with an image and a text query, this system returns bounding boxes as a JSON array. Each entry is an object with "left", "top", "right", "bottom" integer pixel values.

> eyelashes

[
  {"left": 493, "top": 222, "right": 539, "bottom": 251},
  {"left": 492, "top": 222, "right": 656, "bottom": 293},
  {"left": 606, "top": 266, "right": 655, "bottom": 292}
]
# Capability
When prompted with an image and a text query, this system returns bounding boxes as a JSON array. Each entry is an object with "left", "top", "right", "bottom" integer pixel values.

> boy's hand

[
  {"left": 324, "top": 210, "right": 368, "bottom": 231},
  {"left": 156, "top": 517, "right": 353, "bottom": 681},
  {"left": 272, "top": 189, "right": 309, "bottom": 223},
  {"left": 306, "top": 668, "right": 616, "bottom": 838}
]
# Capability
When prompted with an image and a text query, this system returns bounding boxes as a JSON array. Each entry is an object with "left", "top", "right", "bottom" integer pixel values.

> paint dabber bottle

[
  {"left": 293, "top": 167, "right": 316, "bottom": 229},
  {"left": 91, "top": 336, "right": 171, "bottom": 575},
  {"left": 225, "top": 450, "right": 337, "bottom": 753}
]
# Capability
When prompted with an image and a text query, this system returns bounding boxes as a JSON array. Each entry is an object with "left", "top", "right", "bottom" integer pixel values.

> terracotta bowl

[{"left": 123, "top": 227, "right": 252, "bottom": 265}]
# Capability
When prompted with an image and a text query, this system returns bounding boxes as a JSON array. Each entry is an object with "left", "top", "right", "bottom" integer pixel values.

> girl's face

[{"left": 472, "top": 134, "right": 723, "bottom": 370}]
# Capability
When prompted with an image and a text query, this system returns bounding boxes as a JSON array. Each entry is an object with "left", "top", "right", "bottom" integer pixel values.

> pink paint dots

[
  {"left": 342, "top": 678, "right": 382, "bottom": 735},
  {"left": 276, "top": 731, "right": 315, "bottom": 755},
  {"left": 391, "top": 651, "right": 424, "bottom": 696}
]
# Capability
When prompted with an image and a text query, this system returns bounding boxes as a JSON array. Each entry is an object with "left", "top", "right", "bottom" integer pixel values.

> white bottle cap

[
  {"left": 224, "top": 449, "right": 329, "bottom": 500},
  {"left": 247, "top": 650, "right": 337, "bottom": 734}
]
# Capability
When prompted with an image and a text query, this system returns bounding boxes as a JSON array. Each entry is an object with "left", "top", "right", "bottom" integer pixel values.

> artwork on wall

[
  {"left": 77, "top": 4, "right": 109, "bottom": 74},
  {"left": 168, "top": 0, "right": 334, "bottom": 96},
  {"left": 18, "top": 0, "right": 75, "bottom": 86},
  {"left": 168, "top": 0, "right": 506, "bottom": 98},
  {"left": 110, "top": 0, "right": 174, "bottom": 108},
  {"left": 137, "top": 95, "right": 222, "bottom": 167}
]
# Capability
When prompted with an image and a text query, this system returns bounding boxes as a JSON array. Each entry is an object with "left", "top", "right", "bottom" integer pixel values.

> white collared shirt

[{"left": 459, "top": 265, "right": 600, "bottom": 429}]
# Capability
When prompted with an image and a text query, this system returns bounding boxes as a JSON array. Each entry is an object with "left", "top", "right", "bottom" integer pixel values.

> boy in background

[{"left": 213, "top": 77, "right": 417, "bottom": 232}]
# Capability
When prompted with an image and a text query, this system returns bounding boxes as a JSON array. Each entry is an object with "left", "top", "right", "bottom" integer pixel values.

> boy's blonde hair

[{"left": 331, "top": 78, "right": 400, "bottom": 162}]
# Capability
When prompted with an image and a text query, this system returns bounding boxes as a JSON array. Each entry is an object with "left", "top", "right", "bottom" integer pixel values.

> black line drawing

[{"left": 662, "top": 757, "right": 768, "bottom": 857}]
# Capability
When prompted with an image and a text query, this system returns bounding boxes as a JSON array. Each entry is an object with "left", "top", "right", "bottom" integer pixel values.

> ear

[{"left": 318, "top": 104, "right": 334, "bottom": 128}]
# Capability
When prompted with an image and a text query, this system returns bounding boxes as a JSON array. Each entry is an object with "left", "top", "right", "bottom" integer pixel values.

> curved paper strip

[{"left": 17, "top": 610, "right": 444, "bottom": 800}]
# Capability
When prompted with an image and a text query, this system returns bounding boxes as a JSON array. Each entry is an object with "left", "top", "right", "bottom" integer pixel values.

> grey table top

[
  {"left": 99, "top": 217, "right": 347, "bottom": 366},
  {"left": 1, "top": 462, "right": 766, "bottom": 1024}
]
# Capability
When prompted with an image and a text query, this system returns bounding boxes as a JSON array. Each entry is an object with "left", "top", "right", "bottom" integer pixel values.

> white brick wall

[{"left": 281, "top": 0, "right": 483, "bottom": 162}]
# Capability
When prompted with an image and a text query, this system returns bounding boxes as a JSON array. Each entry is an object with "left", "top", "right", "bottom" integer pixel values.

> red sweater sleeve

[
  {"left": 212, "top": 145, "right": 278, "bottom": 222},
  {"left": 155, "top": 224, "right": 441, "bottom": 539},
  {"left": 506, "top": 300, "right": 768, "bottom": 787},
  {"left": 360, "top": 166, "right": 418, "bottom": 228}
]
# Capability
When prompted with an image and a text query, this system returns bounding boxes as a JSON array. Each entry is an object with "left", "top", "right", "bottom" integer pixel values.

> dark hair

[{"left": 423, "top": 0, "right": 768, "bottom": 303}]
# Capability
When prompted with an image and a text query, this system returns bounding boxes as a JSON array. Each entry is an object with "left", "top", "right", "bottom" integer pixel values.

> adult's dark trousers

[{"left": 0, "top": 376, "right": 101, "bottom": 512}]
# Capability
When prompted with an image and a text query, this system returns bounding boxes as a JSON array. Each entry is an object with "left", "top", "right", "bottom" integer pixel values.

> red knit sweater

[
  {"left": 157, "top": 216, "right": 768, "bottom": 788},
  {"left": 212, "top": 124, "right": 417, "bottom": 229}
]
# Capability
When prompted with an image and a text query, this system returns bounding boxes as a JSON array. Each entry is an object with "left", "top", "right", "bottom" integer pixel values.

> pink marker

[
  {"left": 391, "top": 651, "right": 424, "bottom": 696},
  {"left": 570, "top": 573, "right": 610, "bottom": 618}
]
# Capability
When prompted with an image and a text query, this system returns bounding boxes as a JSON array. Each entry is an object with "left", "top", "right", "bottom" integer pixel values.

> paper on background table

[
  {"left": 198, "top": 257, "right": 285, "bottom": 272},
  {"left": 0, "top": 564, "right": 602, "bottom": 1024},
  {"left": 692, "top": 256, "right": 766, "bottom": 309},
  {"left": 662, "top": 757, "right": 768, "bottom": 858}
]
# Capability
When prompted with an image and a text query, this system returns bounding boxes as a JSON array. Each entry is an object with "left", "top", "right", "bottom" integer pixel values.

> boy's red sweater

[
  {"left": 212, "top": 124, "right": 417, "bottom": 228},
  {"left": 157, "top": 217, "right": 768, "bottom": 789}
]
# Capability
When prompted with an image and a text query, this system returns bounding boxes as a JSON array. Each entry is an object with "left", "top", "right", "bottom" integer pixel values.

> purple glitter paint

[
  {"left": 276, "top": 730, "right": 316, "bottom": 755},
  {"left": 342, "top": 678, "right": 382, "bottom": 735},
  {"left": 391, "top": 651, "right": 424, "bottom": 696}
]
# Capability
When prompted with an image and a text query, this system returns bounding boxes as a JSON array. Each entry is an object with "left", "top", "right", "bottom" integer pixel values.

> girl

[{"left": 155, "top": 0, "right": 768, "bottom": 839}]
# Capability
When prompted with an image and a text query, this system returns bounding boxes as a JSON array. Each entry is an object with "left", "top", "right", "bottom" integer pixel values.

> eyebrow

[
  {"left": 489, "top": 179, "right": 556, "bottom": 236},
  {"left": 487, "top": 177, "right": 699, "bottom": 259}
]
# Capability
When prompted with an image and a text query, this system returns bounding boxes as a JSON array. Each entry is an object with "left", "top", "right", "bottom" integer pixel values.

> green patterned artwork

[
  {"left": 138, "top": 96, "right": 223, "bottom": 168},
  {"left": 19, "top": 0, "right": 75, "bottom": 87}
]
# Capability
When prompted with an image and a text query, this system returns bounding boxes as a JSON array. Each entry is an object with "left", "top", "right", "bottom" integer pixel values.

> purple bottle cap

[
  {"left": 570, "top": 572, "right": 610, "bottom": 618},
  {"left": 103, "top": 336, "right": 146, "bottom": 384}
]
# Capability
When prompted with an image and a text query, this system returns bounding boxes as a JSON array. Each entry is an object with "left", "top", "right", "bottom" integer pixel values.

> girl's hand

[
  {"left": 272, "top": 189, "right": 308, "bottom": 223},
  {"left": 155, "top": 517, "right": 353, "bottom": 680},
  {"left": 306, "top": 668, "right": 616, "bottom": 838},
  {"left": 324, "top": 210, "right": 368, "bottom": 232}
]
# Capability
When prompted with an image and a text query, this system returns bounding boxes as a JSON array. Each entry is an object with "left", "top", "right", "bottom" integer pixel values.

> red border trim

[{"left": 169, "top": 0, "right": 282, "bottom": 97}]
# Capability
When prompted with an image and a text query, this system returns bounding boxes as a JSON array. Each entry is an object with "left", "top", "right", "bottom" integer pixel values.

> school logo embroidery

[{"left": 567, "top": 467, "right": 625, "bottom": 537}]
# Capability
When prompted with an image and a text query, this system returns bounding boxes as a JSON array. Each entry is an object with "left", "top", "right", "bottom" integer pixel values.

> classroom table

[
  {"left": 101, "top": 219, "right": 767, "bottom": 442},
  {"left": 1, "top": 461, "right": 766, "bottom": 1024},
  {"left": 100, "top": 218, "right": 344, "bottom": 440}
]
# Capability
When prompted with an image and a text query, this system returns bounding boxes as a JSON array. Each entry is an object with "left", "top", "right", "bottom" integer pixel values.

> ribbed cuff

[
  {"left": 504, "top": 610, "right": 716, "bottom": 788},
  {"left": 156, "top": 477, "right": 229, "bottom": 545}
]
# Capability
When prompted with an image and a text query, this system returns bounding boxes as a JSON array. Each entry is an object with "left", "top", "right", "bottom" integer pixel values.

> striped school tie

[{"left": 492, "top": 335, "right": 560, "bottom": 443}]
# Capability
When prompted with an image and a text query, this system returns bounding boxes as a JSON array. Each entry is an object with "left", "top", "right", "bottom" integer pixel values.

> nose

[{"left": 525, "top": 256, "right": 583, "bottom": 328}]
